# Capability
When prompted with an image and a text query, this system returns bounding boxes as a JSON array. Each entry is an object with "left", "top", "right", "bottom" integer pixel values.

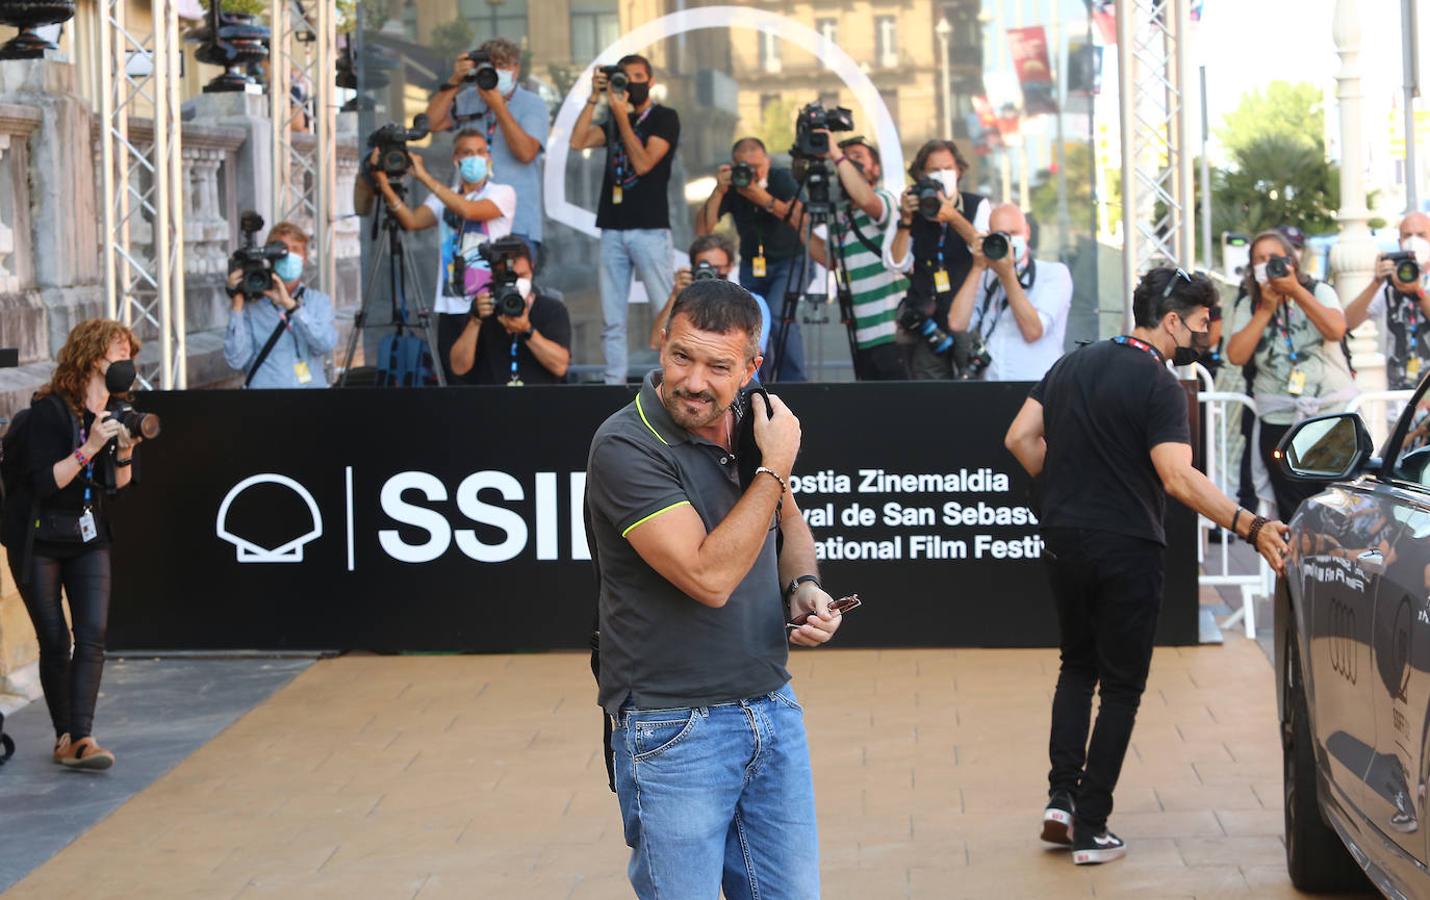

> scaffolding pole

[{"left": 96, "top": 0, "right": 187, "bottom": 388}]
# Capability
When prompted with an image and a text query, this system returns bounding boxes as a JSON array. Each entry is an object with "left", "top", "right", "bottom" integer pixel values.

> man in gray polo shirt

[{"left": 587, "top": 279, "right": 842, "bottom": 899}]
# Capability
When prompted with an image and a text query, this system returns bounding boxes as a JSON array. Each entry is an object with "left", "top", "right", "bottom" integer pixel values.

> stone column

[
  {"left": 185, "top": 91, "right": 275, "bottom": 229},
  {"left": 1330, "top": 0, "right": 1389, "bottom": 440}
]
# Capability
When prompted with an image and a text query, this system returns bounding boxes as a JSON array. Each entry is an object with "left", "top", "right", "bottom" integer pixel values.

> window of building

[
  {"left": 571, "top": 0, "right": 619, "bottom": 65},
  {"left": 459, "top": 0, "right": 529, "bottom": 49},
  {"left": 759, "top": 29, "right": 782, "bottom": 74},
  {"left": 875, "top": 15, "right": 898, "bottom": 68},
  {"left": 816, "top": 17, "right": 838, "bottom": 46}
]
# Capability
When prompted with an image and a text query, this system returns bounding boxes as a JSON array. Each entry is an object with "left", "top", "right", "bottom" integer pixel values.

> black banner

[{"left": 107, "top": 382, "right": 1198, "bottom": 652}]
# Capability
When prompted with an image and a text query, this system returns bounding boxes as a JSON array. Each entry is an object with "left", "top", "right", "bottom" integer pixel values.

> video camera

[
  {"left": 464, "top": 50, "right": 498, "bottom": 90},
  {"left": 367, "top": 113, "right": 430, "bottom": 179},
  {"left": 792, "top": 101, "right": 854, "bottom": 159},
  {"left": 599, "top": 64, "right": 629, "bottom": 94},
  {"left": 229, "top": 211, "right": 288, "bottom": 300},
  {"left": 1385, "top": 251, "right": 1421, "bottom": 285},
  {"left": 477, "top": 237, "right": 529, "bottom": 318}
]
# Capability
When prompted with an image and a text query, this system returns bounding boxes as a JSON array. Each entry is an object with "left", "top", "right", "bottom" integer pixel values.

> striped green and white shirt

[{"left": 825, "top": 188, "right": 906, "bottom": 349}]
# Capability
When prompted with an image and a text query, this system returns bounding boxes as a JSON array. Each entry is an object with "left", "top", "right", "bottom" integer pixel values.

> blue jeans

[
  {"left": 744, "top": 255, "right": 806, "bottom": 382},
  {"left": 600, "top": 228, "right": 675, "bottom": 385},
  {"left": 612, "top": 683, "right": 820, "bottom": 900}
]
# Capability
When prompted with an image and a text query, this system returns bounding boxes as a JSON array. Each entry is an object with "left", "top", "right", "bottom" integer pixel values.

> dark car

[{"left": 1276, "top": 383, "right": 1430, "bottom": 897}]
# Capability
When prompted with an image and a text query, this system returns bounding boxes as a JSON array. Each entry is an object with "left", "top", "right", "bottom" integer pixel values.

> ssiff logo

[{"left": 216, "top": 474, "right": 324, "bottom": 563}]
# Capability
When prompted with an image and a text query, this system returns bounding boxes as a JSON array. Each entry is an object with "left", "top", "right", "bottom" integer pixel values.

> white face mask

[
  {"left": 930, "top": 168, "right": 959, "bottom": 197},
  {"left": 1402, "top": 235, "right": 1430, "bottom": 265},
  {"left": 515, "top": 276, "right": 532, "bottom": 299},
  {"left": 1011, "top": 235, "right": 1028, "bottom": 264},
  {"left": 1252, "top": 262, "right": 1270, "bottom": 285}
]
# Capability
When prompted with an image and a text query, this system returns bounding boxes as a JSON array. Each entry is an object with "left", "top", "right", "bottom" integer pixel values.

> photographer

[
  {"left": 947, "top": 203, "right": 1071, "bottom": 381},
  {"left": 889, "top": 139, "right": 991, "bottom": 379},
  {"left": 696, "top": 138, "right": 800, "bottom": 378},
  {"left": 1, "top": 320, "right": 146, "bottom": 771},
  {"left": 223, "top": 222, "right": 337, "bottom": 388},
  {"left": 1225, "top": 230, "right": 1355, "bottom": 521},
  {"left": 650, "top": 233, "right": 772, "bottom": 357},
  {"left": 799, "top": 136, "right": 910, "bottom": 380},
  {"left": 570, "top": 55, "right": 680, "bottom": 385},
  {"left": 1345, "top": 211, "right": 1430, "bottom": 389},
  {"left": 425, "top": 38, "right": 549, "bottom": 259},
  {"left": 448, "top": 238, "right": 571, "bottom": 385},
  {"left": 370, "top": 128, "right": 516, "bottom": 385}
]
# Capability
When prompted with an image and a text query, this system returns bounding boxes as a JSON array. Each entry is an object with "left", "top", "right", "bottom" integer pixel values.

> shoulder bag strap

[{"left": 244, "top": 313, "right": 292, "bottom": 388}]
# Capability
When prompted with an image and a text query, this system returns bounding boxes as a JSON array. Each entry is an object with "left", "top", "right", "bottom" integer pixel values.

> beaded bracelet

[
  {"left": 73, "top": 448, "right": 90, "bottom": 467},
  {"left": 754, "top": 466, "right": 788, "bottom": 494},
  {"left": 1246, "top": 515, "right": 1269, "bottom": 548}
]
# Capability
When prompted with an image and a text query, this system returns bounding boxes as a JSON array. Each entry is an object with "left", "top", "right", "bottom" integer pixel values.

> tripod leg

[
  {"left": 339, "top": 233, "right": 392, "bottom": 385},
  {"left": 769, "top": 251, "right": 812, "bottom": 384},
  {"left": 398, "top": 238, "right": 447, "bottom": 387}
]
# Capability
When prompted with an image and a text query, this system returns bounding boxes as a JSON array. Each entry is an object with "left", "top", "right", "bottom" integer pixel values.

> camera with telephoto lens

[
  {"left": 464, "top": 50, "right": 498, "bottom": 90},
  {"left": 792, "top": 100, "right": 854, "bottom": 159},
  {"left": 1385, "top": 250, "right": 1421, "bottom": 285},
  {"left": 913, "top": 178, "right": 943, "bottom": 221},
  {"left": 693, "top": 261, "right": 720, "bottom": 282},
  {"left": 366, "top": 113, "right": 430, "bottom": 179},
  {"left": 730, "top": 162, "right": 755, "bottom": 189},
  {"left": 898, "top": 302, "right": 954, "bottom": 356},
  {"left": 1265, "top": 255, "right": 1292, "bottom": 279},
  {"left": 477, "top": 236, "right": 528, "bottom": 318},
  {"left": 963, "top": 336, "right": 992, "bottom": 378},
  {"left": 982, "top": 231, "right": 1012, "bottom": 262},
  {"left": 106, "top": 400, "right": 161, "bottom": 442},
  {"left": 230, "top": 211, "right": 288, "bottom": 299},
  {"left": 600, "top": 64, "right": 628, "bottom": 93}
]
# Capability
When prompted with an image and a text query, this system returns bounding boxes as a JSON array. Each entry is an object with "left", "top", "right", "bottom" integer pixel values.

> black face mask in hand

[{"left": 105, "top": 359, "right": 136, "bottom": 394}]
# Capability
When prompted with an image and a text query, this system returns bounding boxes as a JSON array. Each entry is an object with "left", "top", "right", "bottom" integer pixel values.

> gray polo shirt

[{"left": 586, "top": 370, "right": 789, "bottom": 716}]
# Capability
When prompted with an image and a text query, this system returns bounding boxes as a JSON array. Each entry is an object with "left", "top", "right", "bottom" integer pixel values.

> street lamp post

[{"left": 936, "top": 17, "right": 953, "bottom": 142}]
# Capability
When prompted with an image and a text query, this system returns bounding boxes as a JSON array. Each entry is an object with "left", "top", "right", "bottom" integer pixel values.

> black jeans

[
  {"left": 8, "top": 546, "right": 112, "bottom": 740},
  {"left": 1043, "top": 527, "right": 1163, "bottom": 833},
  {"left": 1259, "top": 421, "right": 1321, "bottom": 522}
]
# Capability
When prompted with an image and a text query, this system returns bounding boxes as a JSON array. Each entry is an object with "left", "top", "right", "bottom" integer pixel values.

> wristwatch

[{"left": 785, "top": 574, "right": 821, "bottom": 598}]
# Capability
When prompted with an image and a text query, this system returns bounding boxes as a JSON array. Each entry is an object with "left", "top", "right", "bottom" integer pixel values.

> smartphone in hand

[{"left": 786, "top": 594, "right": 861, "bottom": 629}]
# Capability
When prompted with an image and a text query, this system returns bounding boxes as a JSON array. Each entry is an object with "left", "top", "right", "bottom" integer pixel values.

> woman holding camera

[
  {"left": 1, "top": 320, "right": 144, "bottom": 770},
  {"left": 1225, "top": 230, "right": 1355, "bottom": 521}
]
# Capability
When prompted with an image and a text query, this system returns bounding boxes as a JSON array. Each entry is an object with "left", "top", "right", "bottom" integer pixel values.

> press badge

[
  {"left": 753, "top": 255, "right": 767, "bottom": 278},
  {"left": 1409, "top": 355, "right": 1422, "bottom": 381},
  {"left": 612, "top": 185, "right": 624, "bottom": 206},
  {"left": 934, "top": 269, "right": 952, "bottom": 294},
  {"left": 1287, "top": 367, "right": 1307, "bottom": 396},
  {"left": 78, "top": 509, "right": 97, "bottom": 543},
  {"left": 294, "top": 360, "right": 313, "bottom": 384}
]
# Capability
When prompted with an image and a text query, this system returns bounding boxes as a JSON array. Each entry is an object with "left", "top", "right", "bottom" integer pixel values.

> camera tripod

[
  {"left": 767, "top": 160, "right": 862, "bottom": 383},
  {"left": 339, "top": 180, "right": 447, "bottom": 387}
]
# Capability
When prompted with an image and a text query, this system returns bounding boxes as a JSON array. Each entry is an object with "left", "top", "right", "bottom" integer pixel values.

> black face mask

[
  {"left": 105, "top": 359, "right": 136, "bottom": 394},
  {"left": 1172, "top": 317, "right": 1211, "bottom": 367},
  {"left": 624, "top": 82, "right": 650, "bottom": 107}
]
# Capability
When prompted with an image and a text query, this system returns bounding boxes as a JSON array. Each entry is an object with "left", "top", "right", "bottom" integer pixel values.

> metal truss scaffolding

[
  {"left": 1117, "top": 0, "right": 1194, "bottom": 329},
  {"left": 270, "top": 0, "right": 336, "bottom": 296},
  {"left": 97, "top": 0, "right": 187, "bottom": 389}
]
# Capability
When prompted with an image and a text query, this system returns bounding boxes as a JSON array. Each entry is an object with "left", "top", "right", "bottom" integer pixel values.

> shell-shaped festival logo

[{"left": 215, "top": 474, "right": 325, "bottom": 563}]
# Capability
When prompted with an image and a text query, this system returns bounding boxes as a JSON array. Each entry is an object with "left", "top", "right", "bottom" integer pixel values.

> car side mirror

[{"left": 1277, "top": 412, "right": 1375, "bottom": 482}]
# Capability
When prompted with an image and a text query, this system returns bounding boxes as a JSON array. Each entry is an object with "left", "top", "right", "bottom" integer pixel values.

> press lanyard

[
  {"left": 1273, "top": 301, "right": 1301, "bottom": 365},
  {"left": 507, "top": 335, "right": 525, "bottom": 387},
  {"left": 77, "top": 424, "right": 94, "bottom": 509},
  {"left": 612, "top": 106, "right": 654, "bottom": 190},
  {"left": 1112, "top": 334, "right": 1166, "bottom": 363}
]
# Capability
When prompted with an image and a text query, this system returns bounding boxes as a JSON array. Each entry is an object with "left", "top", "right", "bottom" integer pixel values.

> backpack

[
  {"left": 0, "top": 395, "right": 78, "bottom": 577},
  {"left": 375, "top": 333, "right": 436, "bottom": 387}
]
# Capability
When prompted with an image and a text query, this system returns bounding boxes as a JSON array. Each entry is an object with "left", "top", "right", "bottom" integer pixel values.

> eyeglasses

[{"left": 1161, "top": 267, "right": 1192, "bottom": 299}]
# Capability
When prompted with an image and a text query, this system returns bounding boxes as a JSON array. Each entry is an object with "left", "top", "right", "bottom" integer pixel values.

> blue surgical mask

[
  {"left": 459, "top": 155, "right": 488, "bottom": 184},
  {"left": 496, "top": 69, "right": 516, "bottom": 96},
  {"left": 274, "top": 252, "right": 303, "bottom": 283}
]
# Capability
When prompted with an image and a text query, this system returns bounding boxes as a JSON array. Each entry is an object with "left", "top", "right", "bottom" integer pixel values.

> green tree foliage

[
  {"left": 1216, "top": 81, "right": 1325, "bottom": 155},
  {"left": 1218, "top": 134, "right": 1340, "bottom": 237},
  {"left": 1031, "top": 142, "right": 1100, "bottom": 229},
  {"left": 757, "top": 98, "right": 798, "bottom": 159},
  {"left": 430, "top": 18, "right": 475, "bottom": 62}
]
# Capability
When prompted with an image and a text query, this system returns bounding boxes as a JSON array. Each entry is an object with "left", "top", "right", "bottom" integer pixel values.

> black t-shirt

[
  {"left": 467, "top": 293, "right": 573, "bottom": 385},
  {"left": 596, "top": 104, "right": 680, "bottom": 231},
  {"left": 2, "top": 395, "right": 115, "bottom": 554},
  {"left": 717, "top": 167, "right": 801, "bottom": 261},
  {"left": 1030, "top": 338, "right": 1191, "bottom": 545},
  {"left": 906, "top": 191, "right": 984, "bottom": 321}
]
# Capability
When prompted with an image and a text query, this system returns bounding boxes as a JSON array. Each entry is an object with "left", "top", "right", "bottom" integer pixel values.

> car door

[{"left": 1365, "top": 389, "right": 1430, "bottom": 862}]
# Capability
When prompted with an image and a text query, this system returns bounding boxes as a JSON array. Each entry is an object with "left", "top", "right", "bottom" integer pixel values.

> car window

[{"left": 1390, "top": 397, "right": 1430, "bottom": 488}]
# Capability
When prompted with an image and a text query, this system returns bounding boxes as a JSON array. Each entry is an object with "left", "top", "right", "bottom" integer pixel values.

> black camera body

[
  {"left": 898, "top": 301, "right": 954, "bottom": 356},
  {"left": 792, "top": 101, "right": 854, "bottom": 159},
  {"left": 464, "top": 50, "right": 498, "bottom": 90},
  {"left": 366, "top": 113, "right": 430, "bottom": 179},
  {"left": 477, "top": 236, "right": 529, "bottom": 318},
  {"left": 963, "top": 337, "right": 992, "bottom": 378},
  {"left": 230, "top": 211, "right": 288, "bottom": 299},
  {"left": 1265, "top": 255, "right": 1292, "bottom": 279},
  {"left": 600, "top": 64, "right": 629, "bottom": 93},
  {"left": 1386, "top": 250, "right": 1421, "bottom": 285},
  {"left": 693, "top": 260, "right": 720, "bottom": 282},
  {"left": 913, "top": 178, "right": 943, "bottom": 221},
  {"left": 982, "top": 232, "right": 1012, "bottom": 261},
  {"left": 107, "top": 400, "right": 161, "bottom": 441},
  {"left": 730, "top": 162, "right": 755, "bottom": 189}
]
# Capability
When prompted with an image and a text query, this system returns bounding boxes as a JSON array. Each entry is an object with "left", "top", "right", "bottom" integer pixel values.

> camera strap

[
  {"left": 973, "top": 259, "right": 1037, "bottom": 342},
  {"left": 245, "top": 299, "right": 299, "bottom": 388},
  {"left": 844, "top": 207, "right": 883, "bottom": 259}
]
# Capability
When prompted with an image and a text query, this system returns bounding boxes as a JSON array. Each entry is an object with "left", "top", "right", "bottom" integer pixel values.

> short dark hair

[
  {"left": 838, "top": 136, "right": 880, "bottom": 169},
  {"left": 688, "top": 233, "right": 735, "bottom": 265},
  {"left": 731, "top": 136, "right": 766, "bottom": 157},
  {"left": 618, "top": 54, "right": 652, "bottom": 78},
  {"left": 1132, "top": 267, "right": 1218, "bottom": 329},
  {"left": 907, "top": 139, "right": 968, "bottom": 181},
  {"left": 668, "top": 280, "right": 762, "bottom": 359},
  {"left": 454, "top": 127, "right": 487, "bottom": 146}
]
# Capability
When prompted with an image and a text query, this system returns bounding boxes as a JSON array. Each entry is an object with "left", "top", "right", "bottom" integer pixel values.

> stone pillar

[
  {"left": 185, "top": 91, "right": 275, "bottom": 229},
  {"left": 1330, "top": 0, "right": 1390, "bottom": 441}
]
